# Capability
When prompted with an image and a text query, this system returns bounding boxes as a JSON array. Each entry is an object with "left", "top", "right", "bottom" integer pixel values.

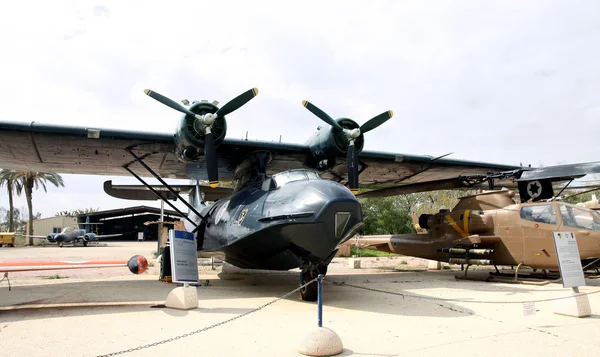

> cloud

[{"left": 1, "top": 0, "right": 600, "bottom": 216}]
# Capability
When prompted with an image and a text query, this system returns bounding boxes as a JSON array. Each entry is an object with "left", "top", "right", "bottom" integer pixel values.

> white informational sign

[
  {"left": 552, "top": 232, "right": 586, "bottom": 288},
  {"left": 137, "top": 232, "right": 144, "bottom": 241},
  {"left": 169, "top": 229, "right": 199, "bottom": 283},
  {"left": 522, "top": 302, "right": 536, "bottom": 316}
]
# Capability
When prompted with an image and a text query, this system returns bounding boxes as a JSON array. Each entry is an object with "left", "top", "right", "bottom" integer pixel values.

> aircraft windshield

[
  {"left": 559, "top": 204, "right": 600, "bottom": 232},
  {"left": 520, "top": 204, "right": 557, "bottom": 225},
  {"left": 62, "top": 227, "right": 74, "bottom": 233},
  {"left": 272, "top": 170, "right": 320, "bottom": 188}
]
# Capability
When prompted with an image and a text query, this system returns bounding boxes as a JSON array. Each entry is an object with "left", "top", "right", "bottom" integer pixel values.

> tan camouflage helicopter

[{"left": 353, "top": 161, "right": 600, "bottom": 280}]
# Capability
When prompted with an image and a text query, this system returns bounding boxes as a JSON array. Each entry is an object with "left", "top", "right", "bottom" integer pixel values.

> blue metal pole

[{"left": 317, "top": 274, "right": 323, "bottom": 327}]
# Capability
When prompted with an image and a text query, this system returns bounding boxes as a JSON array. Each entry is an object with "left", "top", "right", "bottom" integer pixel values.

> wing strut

[
  {"left": 124, "top": 148, "right": 206, "bottom": 229},
  {"left": 123, "top": 167, "right": 199, "bottom": 229}
]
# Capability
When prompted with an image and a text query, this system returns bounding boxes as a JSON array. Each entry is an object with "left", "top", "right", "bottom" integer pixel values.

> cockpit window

[
  {"left": 271, "top": 170, "right": 320, "bottom": 188},
  {"left": 520, "top": 204, "right": 557, "bottom": 224},
  {"left": 559, "top": 204, "right": 600, "bottom": 231}
]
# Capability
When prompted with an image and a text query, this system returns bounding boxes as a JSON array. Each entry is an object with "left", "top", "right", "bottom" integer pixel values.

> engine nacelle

[
  {"left": 174, "top": 101, "right": 227, "bottom": 162},
  {"left": 305, "top": 118, "right": 365, "bottom": 170},
  {"left": 84, "top": 233, "right": 96, "bottom": 241},
  {"left": 46, "top": 233, "right": 57, "bottom": 243}
]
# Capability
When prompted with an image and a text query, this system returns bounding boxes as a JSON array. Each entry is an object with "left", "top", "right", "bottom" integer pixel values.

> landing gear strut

[{"left": 299, "top": 264, "right": 328, "bottom": 301}]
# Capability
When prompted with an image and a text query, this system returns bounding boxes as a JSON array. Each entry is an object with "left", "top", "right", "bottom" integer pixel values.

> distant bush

[{"left": 350, "top": 246, "right": 398, "bottom": 257}]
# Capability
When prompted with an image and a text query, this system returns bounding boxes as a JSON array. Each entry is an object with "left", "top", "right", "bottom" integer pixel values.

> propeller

[
  {"left": 144, "top": 88, "right": 259, "bottom": 188},
  {"left": 302, "top": 100, "right": 393, "bottom": 195}
]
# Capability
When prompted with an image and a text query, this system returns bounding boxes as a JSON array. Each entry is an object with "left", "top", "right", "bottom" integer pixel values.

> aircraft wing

[
  {"left": 94, "top": 234, "right": 123, "bottom": 239},
  {"left": 80, "top": 233, "right": 123, "bottom": 240},
  {"left": 16, "top": 235, "right": 49, "bottom": 239},
  {"left": 0, "top": 255, "right": 147, "bottom": 274},
  {"left": 0, "top": 121, "right": 520, "bottom": 187}
]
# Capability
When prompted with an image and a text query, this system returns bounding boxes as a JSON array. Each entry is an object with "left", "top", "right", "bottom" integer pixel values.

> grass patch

[{"left": 350, "top": 246, "right": 398, "bottom": 257}]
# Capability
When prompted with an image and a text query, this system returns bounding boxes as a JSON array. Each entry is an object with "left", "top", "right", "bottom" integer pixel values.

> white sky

[{"left": 1, "top": 0, "right": 599, "bottom": 218}]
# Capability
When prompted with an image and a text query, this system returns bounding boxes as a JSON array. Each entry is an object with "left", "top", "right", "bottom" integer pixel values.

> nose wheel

[{"left": 299, "top": 264, "right": 328, "bottom": 302}]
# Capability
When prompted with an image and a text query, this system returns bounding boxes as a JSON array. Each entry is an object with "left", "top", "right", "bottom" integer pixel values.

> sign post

[
  {"left": 552, "top": 231, "right": 585, "bottom": 289},
  {"left": 168, "top": 230, "right": 199, "bottom": 284},
  {"left": 552, "top": 231, "right": 591, "bottom": 317},
  {"left": 164, "top": 229, "right": 199, "bottom": 310}
]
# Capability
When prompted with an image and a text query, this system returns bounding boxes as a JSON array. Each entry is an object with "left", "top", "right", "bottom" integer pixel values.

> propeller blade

[
  {"left": 216, "top": 88, "right": 259, "bottom": 117},
  {"left": 302, "top": 100, "right": 345, "bottom": 131},
  {"left": 204, "top": 132, "right": 218, "bottom": 188},
  {"left": 347, "top": 144, "right": 359, "bottom": 195},
  {"left": 360, "top": 110, "right": 393, "bottom": 134},
  {"left": 144, "top": 89, "right": 197, "bottom": 117}
]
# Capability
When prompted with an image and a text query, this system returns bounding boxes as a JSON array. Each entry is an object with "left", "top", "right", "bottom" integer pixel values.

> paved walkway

[{"left": 1, "top": 244, "right": 600, "bottom": 357}]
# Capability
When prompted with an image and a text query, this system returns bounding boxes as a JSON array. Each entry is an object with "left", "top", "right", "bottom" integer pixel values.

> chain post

[
  {"left": 317, "top": 274, "right": 323, "bottom": 327},
  {"left": 97, "top": 277, "right": 319, "bottom": 357}
]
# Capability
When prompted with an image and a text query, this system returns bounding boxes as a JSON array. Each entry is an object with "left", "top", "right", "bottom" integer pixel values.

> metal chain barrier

[
  {"left": 328, "top": 279, "right": 600, "bottom": 304},
  {"left": 97, "top": 277, "right": 318, "bottom": 357}
]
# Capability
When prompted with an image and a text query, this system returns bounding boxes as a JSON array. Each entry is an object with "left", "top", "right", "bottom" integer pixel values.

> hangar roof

[{"left": 76, "top": 205, "right": 184, "bottom": 220}]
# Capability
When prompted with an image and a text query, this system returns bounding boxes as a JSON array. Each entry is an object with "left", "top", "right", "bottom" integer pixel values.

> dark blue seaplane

[{"left": 0, "top": 88, "right": 520, "bottom": 300}]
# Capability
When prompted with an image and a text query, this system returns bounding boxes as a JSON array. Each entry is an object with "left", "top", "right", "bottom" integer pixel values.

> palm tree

[
  {"left": 0, "top": 169, "right": 23, "bottom": 232},
  {"left": 14, "top": 171, "right": 65, "bottom": 244}
]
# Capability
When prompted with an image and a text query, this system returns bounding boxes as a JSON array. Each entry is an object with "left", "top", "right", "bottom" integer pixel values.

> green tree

[
  {"left": 411, "top": 189, "right": 476, "bottom": 217},
  {"left": 55, "top": 207, "right": 99, "bottom": 217},
  {"left": 562, "top": 190, "right": 597, "bottom": 205},
  {"left": 359, "top": 196, "right": 416, "bottom": 235},
  {"left": 358, "top": 189, "right": 477, "bottom": 235},
  {"left": 0, "top": 169, "right": 23, "bottom": 232},
  {"left": 14, "top": 171, "right": 65, "bottom": 244}
]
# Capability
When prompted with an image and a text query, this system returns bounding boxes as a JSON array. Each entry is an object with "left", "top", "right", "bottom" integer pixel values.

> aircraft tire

[
  {"left": 300, "top": 270, "right": 318, "bottom": 302},
  {"left": 318, "top": 265, "right": 328, "bottom": 276},
  {"left": 83, "top": 241, "right": 88, "bottom": 247}
]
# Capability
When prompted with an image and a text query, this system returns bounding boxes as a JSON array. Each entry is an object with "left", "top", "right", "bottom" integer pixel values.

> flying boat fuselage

[{"left": 190, "top": 169, "right": 363, "bottom": 270}]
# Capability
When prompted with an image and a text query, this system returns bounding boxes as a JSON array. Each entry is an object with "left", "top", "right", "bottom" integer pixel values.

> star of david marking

[{"left": 527, "top": 180, "right": 542, "bottom": 198}]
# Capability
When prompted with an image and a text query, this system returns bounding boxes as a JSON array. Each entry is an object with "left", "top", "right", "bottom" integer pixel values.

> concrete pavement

[{"left": 1, "top": 243, "right": 600, "bottom": 357}]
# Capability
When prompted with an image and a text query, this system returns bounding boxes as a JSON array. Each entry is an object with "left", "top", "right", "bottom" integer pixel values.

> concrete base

[
  {"left": 553, "top": 292, "right": 591, "bottom": 318},
  {"left": 298, "top": 326, "right": 344, "bottom": 356},
  {"left": 165, "top": 286, "right": 198, "bottom": 310},
  {"left": 428, "top": 260, "right": 441, "bottom": 270},
  {"left": 348, "top": 258, "right": 361, "bottom": 269}
]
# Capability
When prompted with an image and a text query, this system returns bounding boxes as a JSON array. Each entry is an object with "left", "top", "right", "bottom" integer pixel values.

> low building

[
  {"left": 76, "top": 205, "right": 184, "bottom": 241},
  {"left": 28, "top": 206, "right": 184, "bottom": 240},
  {"left": 29, "top": 216, "right": 78, "bottom": 236}
]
